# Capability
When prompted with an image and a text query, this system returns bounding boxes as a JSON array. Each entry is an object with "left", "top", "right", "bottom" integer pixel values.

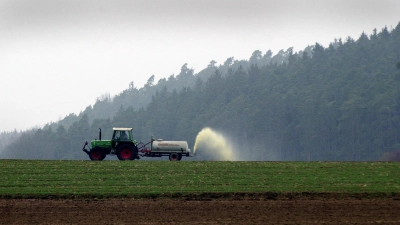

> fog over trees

[{"left": 1, "top": 23, "right": 400, "bottom": 161}]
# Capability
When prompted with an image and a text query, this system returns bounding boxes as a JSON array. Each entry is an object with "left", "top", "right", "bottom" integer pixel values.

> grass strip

[{"left": 0, "top": 160, "right": 399, "bottom": 199}]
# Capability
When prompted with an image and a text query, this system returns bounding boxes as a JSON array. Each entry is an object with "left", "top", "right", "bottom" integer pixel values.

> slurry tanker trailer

[{"left": 82, "top": 128, "right": 193, "bottom": 161}]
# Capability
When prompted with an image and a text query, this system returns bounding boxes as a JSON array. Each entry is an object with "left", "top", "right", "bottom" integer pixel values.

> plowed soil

[{"left": 1, "top": 197, "right": 400, "bottom": 224}]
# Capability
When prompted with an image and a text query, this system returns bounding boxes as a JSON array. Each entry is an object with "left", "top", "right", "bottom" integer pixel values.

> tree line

[{"left": 1, "top": 23, "right": 400, "bottom": 161}]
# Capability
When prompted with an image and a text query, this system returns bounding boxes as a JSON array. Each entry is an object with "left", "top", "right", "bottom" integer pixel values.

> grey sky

[{"left": 0, "top": 0, "right": 399, "bottom": 132}]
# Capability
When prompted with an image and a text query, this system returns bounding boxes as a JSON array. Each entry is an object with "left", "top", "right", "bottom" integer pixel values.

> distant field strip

[{"left": 0, "top": 160, "right": 399, "bottom": 198}]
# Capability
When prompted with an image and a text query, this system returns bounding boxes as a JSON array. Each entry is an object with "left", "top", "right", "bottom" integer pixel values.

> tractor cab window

[
  {"left": 113, "top": 131, "right": 120, "bottom": 140},
  {"left": 113, "top": 130, "right": 129, "bottom": 140},
  {"left": 120, "top": 131, "right": 128, "bottom": 140}
]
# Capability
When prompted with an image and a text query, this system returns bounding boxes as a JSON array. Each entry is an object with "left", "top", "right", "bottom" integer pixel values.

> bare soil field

[{"left": 1, "top": 197, "right": 400, "bottom": 224}]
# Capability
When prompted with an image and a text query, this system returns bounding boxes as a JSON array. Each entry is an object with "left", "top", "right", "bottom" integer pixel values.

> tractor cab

[
  {"left": 112, "top": 128, "right": 133, "bottom": 141},
  {"left": 111, "top": 128, "right": 135, "bottom": 149}
]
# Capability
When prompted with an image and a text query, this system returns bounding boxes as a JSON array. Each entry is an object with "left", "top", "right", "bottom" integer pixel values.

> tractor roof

[{"left": 113, "top": 128, "right": 133, "bottom": 131}]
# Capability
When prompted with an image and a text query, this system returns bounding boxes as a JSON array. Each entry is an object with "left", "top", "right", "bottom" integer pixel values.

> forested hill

[
  {"left": 2, "top": 23, "right": 400, "bottom": 161},
  {"left": 47, "top": 45, "right": 302, "bottom": 131}
]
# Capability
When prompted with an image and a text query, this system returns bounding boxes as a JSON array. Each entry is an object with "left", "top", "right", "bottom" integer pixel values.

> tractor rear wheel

[
  {"left": 117, "top": 144, "right": 138, "bottom": 160},
  {"left": 89, "top": 147, "right": 105, "bottom": 161},
  {"left": 169, "top": 153, "right": 181, "bottom": 161}
]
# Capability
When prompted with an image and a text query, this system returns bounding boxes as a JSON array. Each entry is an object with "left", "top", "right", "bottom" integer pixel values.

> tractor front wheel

[
  {"left": 89, "top": 147, "right": 105, "bottom": 161},
  {"left": 169, "top": 153, "right": 181, "bottom": 161},
  {"left": 117, "top": 144, "right": 138, "bottom": 160}
]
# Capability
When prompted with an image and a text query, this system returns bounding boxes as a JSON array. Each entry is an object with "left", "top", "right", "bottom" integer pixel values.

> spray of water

[{"left": 193, "top": 127, "right": 236, "bottom": 161}]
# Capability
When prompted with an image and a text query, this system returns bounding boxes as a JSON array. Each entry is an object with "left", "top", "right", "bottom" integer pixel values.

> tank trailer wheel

[
  {"left": 169, "top": 153, "right": 181, "bottom": 161},
  {"left": 89, "top": 147, "right": 105, "bottom": 161},
  {"left": 117, "top": 144, "right": 138, "bottom": 160}
]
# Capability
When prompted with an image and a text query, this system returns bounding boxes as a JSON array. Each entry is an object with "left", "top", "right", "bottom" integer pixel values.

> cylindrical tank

[{"left": 151, "top": 140, "right": 189, "bottom": 153}]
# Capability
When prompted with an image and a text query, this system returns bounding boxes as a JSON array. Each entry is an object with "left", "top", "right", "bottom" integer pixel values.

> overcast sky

[{"left": 0, "top": 0, "right": 399, "bottom": 132}]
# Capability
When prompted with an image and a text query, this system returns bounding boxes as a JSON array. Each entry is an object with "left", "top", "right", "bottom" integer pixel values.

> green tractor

[{"left": 82, "top": 128, "right": 139, "bottom": 161}]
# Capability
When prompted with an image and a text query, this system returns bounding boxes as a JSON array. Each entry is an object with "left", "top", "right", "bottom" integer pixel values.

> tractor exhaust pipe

[{"left": 99, "top": 128, "right": 102, "bottom": 141}]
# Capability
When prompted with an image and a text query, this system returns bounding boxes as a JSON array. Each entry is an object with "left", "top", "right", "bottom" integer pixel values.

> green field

[{"left": 0, "top": 160, "right": 399, "bottom": 198}]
